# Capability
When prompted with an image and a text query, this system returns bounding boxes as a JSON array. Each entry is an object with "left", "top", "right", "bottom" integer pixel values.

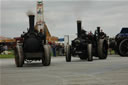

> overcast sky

[{"left": 1, "top": 0, "right": 128, "bottom": 39}]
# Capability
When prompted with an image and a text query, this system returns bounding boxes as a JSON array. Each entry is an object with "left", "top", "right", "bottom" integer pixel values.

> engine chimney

[
  {"left": 28, "top": 15, "right": 35, "bottom": 32},
  {"left": 77, "top": 20, "right": 82, "bottom": 38},
  {"left": 97, "top": 26, "right": 100, "bottom": 35}
]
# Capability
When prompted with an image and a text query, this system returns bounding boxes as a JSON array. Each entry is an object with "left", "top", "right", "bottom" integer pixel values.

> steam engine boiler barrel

[
  {"left": 29, "top": 15, "right": 35, "bottom": 32},
  {"left": 23, "top": 15, "right": 41, "bottom": 52},
  {"left": 77, "top": 20, "right": 82, "bottom": 38}
]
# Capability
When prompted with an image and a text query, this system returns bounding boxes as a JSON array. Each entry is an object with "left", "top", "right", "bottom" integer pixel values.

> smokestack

[
  {"left": 28, "top": 15, "right": 35, "bottom": 32},
  {"left": 97, "top": 26, "right": 100, "bottom": 35},
  {"left": 77, "top": 20, "right": 82, "bottom": 38}
]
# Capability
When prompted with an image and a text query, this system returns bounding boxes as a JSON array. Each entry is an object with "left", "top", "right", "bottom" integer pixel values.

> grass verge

[{"left": 0, "top": 50, "right": 15, "bottom": 58}]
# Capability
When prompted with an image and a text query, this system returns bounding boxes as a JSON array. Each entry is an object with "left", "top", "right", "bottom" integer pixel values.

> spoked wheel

[
  {"left": 98, "top": 39, "right": 108, "bottom": 59},
  {"left": 65, "top": 45, "right": 71, "bottom": 62},
  {"left": 14, "top": 43, "right": 24, "bottom": 67},
  {"left": 87, "top": 44, "right": 93, "bottom": 61},
  {"left": 119, "top": 39, "right": 128, "bottom": 56},
  {"left": 42, "top": 45, "right": 51, "bottom": 66}
]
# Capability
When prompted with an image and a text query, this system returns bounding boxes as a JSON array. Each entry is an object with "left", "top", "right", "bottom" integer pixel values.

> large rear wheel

[
  {"left": 14, "top": 43, "right": 24, "bottom": 67},
  {"left": 87, "top": 44, "right": 93, "bottom": 61},
  {"left": 65, "top": 45, "right": 71, "bottom": 62},
  {"left": 42, "top": 45, "right": 51, "bottom": 66},
  {"left": 98, "top": 39, "right": 108, "bottom": 59},
  {"left": 119, "top": 39, "right": 128, "bottom": 56}
]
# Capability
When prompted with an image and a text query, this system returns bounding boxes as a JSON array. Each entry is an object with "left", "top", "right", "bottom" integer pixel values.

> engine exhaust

[
  {"left": 28, "top": 15, "right": 35, "bottom": 32},
  {"left": 77, "top": 20, "right": 82, "bottom": 38}
]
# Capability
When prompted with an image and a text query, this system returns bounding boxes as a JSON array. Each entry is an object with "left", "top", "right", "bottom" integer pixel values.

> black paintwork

[
  {"left": 115, "top": 28, "right": 128, "bottom": 56},
  {"left": 71, "top": 21, "right": 108, "bottom": 58}
]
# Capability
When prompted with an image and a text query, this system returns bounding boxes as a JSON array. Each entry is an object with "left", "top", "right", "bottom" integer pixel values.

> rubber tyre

[
  {"left": 119, "top": 39, "right": 128, "bottom": 56},
  {"left": 14, "top": 43, "right": 24, "bottom": 67},
  {"left": 98, "top": 39, "right": 108, "bottom": 59},
  {"left": 42, "top": 45, "right": 51, "bottom": 66},
  {"left": 87, "top": 44, "right": 93, "bottom": 61},
  {"left": 65, "top": 45, "right": 71, "bottom": 62}
]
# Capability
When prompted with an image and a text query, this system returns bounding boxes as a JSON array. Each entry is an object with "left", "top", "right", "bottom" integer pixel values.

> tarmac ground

[{"left": 1, "top": 55, "right": 128, "bottom": 85}]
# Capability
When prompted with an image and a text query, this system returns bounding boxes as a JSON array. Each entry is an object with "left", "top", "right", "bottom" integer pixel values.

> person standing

[{"left": 51, "top": 43, "right": 56, "bottom": 57}]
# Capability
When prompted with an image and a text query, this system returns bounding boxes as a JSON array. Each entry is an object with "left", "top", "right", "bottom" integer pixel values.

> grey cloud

[{"left": 1, "top": 0, "right": 128, "bottom": 39}]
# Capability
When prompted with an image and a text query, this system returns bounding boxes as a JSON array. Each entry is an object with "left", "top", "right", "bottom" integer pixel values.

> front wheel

[
  {"left": 65, "top": 45, "right": 71, "bottom": 62},
  {"left": 87, "top": 44, "right": 93, "bottom": 61},
  {"left": 42, "top": 45, "right": 51, "bottom": 66}
]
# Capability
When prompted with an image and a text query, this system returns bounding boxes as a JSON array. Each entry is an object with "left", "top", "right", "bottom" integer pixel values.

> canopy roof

[{"left": 0, "top": 36, "right": 15, "bottom": 43}]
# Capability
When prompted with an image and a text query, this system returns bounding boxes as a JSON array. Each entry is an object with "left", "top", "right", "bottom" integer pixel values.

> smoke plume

[{"left": 26, "top": 10, "right": 34, "bottom": 16}]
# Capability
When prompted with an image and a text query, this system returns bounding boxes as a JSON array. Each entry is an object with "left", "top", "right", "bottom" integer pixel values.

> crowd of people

[
  {"left": 48, "top": 42, "right": 65, "bottom": 57},
  {"left": 0, "top": 43, "right": 8, "bottom": 54}
]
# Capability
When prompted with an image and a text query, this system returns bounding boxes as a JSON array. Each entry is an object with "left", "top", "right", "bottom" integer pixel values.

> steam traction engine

[
  {"left": 115, "top": 28, "right": 128, "bottom": 56},
  {"left": 65, "top": 20, "right": 108, "bottom": 62},
  {"left": 14, "top": 15, "right": 51, "bottom": 67}
]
